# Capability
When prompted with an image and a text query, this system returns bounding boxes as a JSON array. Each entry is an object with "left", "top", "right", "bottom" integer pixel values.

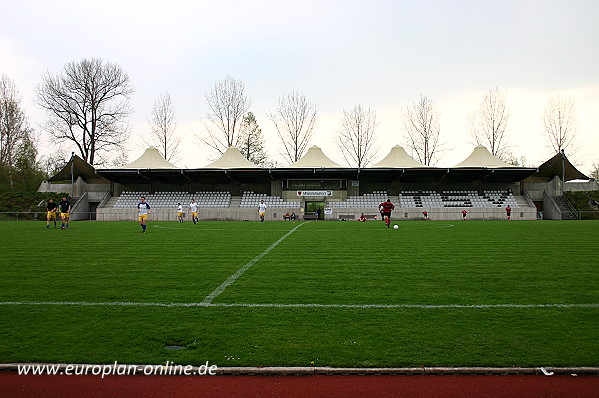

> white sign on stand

[{"left": 296, "top": 190, "right": 332, "bottom": 196}]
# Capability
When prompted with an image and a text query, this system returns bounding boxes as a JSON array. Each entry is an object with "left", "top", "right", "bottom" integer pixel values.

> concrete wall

[
  {"left": 97, "top": 204, "right": 536, "bottom": 221},
  {"left": 524, "top": 176, "right": 561, "bottom": 201},
  {"left": 38, "top": 178, "right": 110, "bottom": 197},
  {"left": 97, "top": 206, "right": 303, "bottom": 222},
  {"left": 324, "top": 206, "right": 537, "bottom": 221},
  {"left": 542, "top": 191, "right": 562, "bottom": 220},
  {"left": 565, "top": 180, "right": 598, "bottom": 192}
]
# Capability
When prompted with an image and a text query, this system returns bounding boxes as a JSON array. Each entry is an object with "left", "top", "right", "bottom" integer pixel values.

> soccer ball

[{"left": 393, "top": 225, "right": 399, "bottom": 230}]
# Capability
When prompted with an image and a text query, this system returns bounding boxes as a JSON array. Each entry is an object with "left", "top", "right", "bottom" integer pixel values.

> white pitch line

[
  {"left": 200, "top": 221, "right": 309, "bottom": 305},
  {"left": 0, "top": 301, "right": 597, "bottom": 309},
  {"left": 153, "top": 225, "right": 300, "bottom": 232}
]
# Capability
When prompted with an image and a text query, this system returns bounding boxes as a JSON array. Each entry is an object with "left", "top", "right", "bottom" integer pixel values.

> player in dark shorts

[
  {"left": 379, "top": 199, "right": 395, "bottom": 228},
  {"left": 506, "top": 205, "right": 511, "bottom": 221},
  {"left": 422, "top": 211, "right": 428, "bottom": 220},
  {"left": 462, "top": 209, "right": 467, "bottom": 220}
]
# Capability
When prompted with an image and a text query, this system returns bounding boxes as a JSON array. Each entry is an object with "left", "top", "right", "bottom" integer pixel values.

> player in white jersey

[
  {"left": 189, "top": 199, "right": 199, "bottom": 224},
  {"left": 258, "top": 200, "right": 267, "bottom": 222},
  {"left": 137, "top": 197, "right": 150, "bottom": 233},
  {"left": 177, "top": 203, "right": 184, "bottom": 223}
]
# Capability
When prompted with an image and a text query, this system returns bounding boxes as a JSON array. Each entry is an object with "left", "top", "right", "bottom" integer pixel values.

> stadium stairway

[
  {"left": 230, "top": 196, "right": 242, "bottom": 208},
  {"left": 551, "top": 196, "right": 575, "bottom": 220}
]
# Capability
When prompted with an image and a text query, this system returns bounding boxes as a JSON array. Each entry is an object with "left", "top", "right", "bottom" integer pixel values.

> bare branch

[
  {"left": 336, "top": 105, "right": 379, "bottom": 168},
  {"left": 268, "top": 90, "right": 318, "bottom": 163},
  {"left": 35, "top": 58, "right": 133, "bottom": 165},
  {"left": 468, "top": 87, "right": 511, "bottom": 159},
  {"left": 402, "top": 95, "right": 441, "bottom": 166},
  {"left": 147, "top": 92, "right": 180, "bottom": 163},
  {"left": 542, "top": 95, "right": 578, "bottom": 155},
  {"left": 200, "top": 76, "right": 251, "bottom": 155}
]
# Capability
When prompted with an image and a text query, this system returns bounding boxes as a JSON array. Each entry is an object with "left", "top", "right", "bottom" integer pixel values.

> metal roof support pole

[{"left": 562, "top": 150, "right": 566, "bottom": 195}]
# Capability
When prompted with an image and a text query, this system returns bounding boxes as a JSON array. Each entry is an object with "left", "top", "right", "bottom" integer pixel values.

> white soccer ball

[{"left": 393, "top": 224, "right": 399, "bottom": 230}]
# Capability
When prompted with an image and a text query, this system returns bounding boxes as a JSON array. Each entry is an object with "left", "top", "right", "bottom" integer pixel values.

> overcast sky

[{"left": 2, "top": 0, "right": 598, "bottom": 172}]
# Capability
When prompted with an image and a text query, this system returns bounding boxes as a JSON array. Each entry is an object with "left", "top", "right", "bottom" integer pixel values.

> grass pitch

[{"left": 0, "top": 219, "right": 597, "bottom": 367}]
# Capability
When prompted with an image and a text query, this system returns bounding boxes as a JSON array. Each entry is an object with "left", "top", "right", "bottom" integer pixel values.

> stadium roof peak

[
  {"left": 532, "top": 151, "right": 588, "bottom": 181},
  {"left": 288, "top": 146, "right": 344, "bottom": 168},
  {"left": 202, "top": 146, "right": 261, "bottom": 169},
  {"left": 371, "top": 145, "right": 428, "bottom": 168},
  {"left": 118, "top": 146, "right": 177, "bottom": 169},
  {"left": 454, "top": 146, "right": 514, "bottom": 168}
]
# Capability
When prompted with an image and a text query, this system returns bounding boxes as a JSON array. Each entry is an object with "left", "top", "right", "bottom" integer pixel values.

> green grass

[{"left": 0, "top": 220, "right": 598, "bottom": 367}]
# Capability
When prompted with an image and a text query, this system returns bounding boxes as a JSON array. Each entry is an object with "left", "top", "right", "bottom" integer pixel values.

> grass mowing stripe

[
  {"left": 1, "top": 301, "right": 597, "bottom": 309},
  {"left": 200, "top": 221, "right": 308, "bottom": 304}
]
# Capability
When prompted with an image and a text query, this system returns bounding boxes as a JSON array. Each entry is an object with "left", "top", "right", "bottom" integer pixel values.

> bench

[{"left": 303, "top": 215, "right": 319, "bottom": 220}]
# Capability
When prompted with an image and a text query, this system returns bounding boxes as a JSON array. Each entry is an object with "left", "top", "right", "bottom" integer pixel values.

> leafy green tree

[
  {"left": 0, "top": 74, "right": 45, "bottom": 192},
  {"left": 238, "top": 112, "right": 271, "bottom": 166}
]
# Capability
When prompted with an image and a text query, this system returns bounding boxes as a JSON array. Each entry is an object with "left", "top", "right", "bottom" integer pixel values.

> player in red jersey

[
  {"left": 379, "top": 199, "right": 395, "bottom": 228},
  {"left": 462, "top": 209, "right": 467, "bottom": 220},
  {"left": 505, "top": 205, "right": 512, "bottom": 221}
]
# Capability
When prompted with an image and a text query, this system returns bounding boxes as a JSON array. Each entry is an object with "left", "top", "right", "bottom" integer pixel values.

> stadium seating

[
  {"left": 113, "top": 191, "right": 231, "bottom": 208},
  {"left": 399, "top": 190, "right": 519, "bottom": 208},
  {"left": 329, "top": 190, "right": 519, "bottom": 209},
  {"left": 328, "top": 191, "right": 388, "bottom": 208},
  {"left": 239, "top": 191, "right": 301, "bottom": 208}
]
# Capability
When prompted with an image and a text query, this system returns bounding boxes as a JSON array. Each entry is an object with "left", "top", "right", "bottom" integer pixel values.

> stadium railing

[
  {"left": 0, "top": 212, "right": 98, "bottom": 221},
  {"left": 561, "top": 193, "right": 580, "bottom": 220}
]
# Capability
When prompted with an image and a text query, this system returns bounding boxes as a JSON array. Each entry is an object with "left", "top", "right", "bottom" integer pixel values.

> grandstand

[
  {"left": 398, "top": 190, "right": 520, "bottom": 208},
  {"left": 239, "top": 192, "right": 301, "bottom": 208},
  {"left": 112, "top": 191, "right": 231, "bottom": 208},
  {"left": 42, "top": 145, "right": 576, "bottom": 221}
]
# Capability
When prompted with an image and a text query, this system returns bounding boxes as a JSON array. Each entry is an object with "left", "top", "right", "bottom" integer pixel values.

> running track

[{"left": 1, "top": 373, "right": 598, "bottom": 398}]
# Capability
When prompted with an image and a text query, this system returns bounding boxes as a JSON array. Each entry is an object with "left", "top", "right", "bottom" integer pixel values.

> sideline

[{"left": 0, "top": 301, "right": 597, "bottom": 309}]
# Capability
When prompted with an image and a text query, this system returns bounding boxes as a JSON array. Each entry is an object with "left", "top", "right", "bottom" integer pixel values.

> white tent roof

[
  {"left": 202, "top": 147, "right": 261, "bottom": 169},
  {"left": 287, "top": 146, "right": 343, "bottom": 168},
  {"left": 118, "top": 146, "right": 177, "bottom": 169},
  {"left": 454, "top": 146, "right": 514, "bottom": 168},
  {"left": 371, "top": 145, "right": 428, "bottom": 168}
]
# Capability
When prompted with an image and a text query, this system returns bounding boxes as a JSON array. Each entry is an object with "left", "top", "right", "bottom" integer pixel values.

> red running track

[{"left": 1, "top": 374, "right": 598, "bottom": 398}]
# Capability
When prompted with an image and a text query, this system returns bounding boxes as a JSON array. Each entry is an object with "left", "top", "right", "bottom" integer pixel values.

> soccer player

[
  {"left": 358, "top": 213, "right": 367, "bottom": 222},
  {"left": 462, "top": 209, "right": 467, "bottom": 220},
  {"left": 505, "top": 205, "right": 512, "bottom": 221},
  {"left": 46, "top": 199, "right": 58, "bottom": 228},
  {"left": 137, "top": 196, "right": 150, "bottom": 233},
  {"left": 189, "top": 199, "right": 199, "bottom": 224},
  {"left": 378, "top": 199, "right": 395, "bottom": 228},
  {"left": 177, "top": 203, "right": 184, "bottom": 223},
  {"left": 258, "top": 200, "right": 267, "bottom": 222},
  {"left": 58, "top": 196, "right": 71, "bottom": 229},
  {"left": 422, "top": 210, "right": 428, "bottom": 220}
]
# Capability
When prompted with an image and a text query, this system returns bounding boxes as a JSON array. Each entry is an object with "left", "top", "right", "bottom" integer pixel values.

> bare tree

[
  {"left": 402, "top": 95, "right": 441, "bottom": 166},
  {"left": 201, "top": 76, "right": 251, "bottom": 155},
  {"left": 268, "top": 90, "right": 318, "bottom": 163},
  {"left": 542, "top": 95, "right": 578, "bottom": 155},
  {"left": 35, "top": 57, "right": 133, "bottom": 165},
  {"left": 336, "top": 105, "right": 379, "bottom": 168},
  {"left": 590, "top": 162, "right": 599, "bottom": 181},
  {"left": 148, "top": 92, "right": 179, "bottom": 162},
  {"left": 468, "top": 87, "right": 511, "bottom": 159},
  {"left": 238, "top": 112, "right": 271, "bottom": 166}
]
